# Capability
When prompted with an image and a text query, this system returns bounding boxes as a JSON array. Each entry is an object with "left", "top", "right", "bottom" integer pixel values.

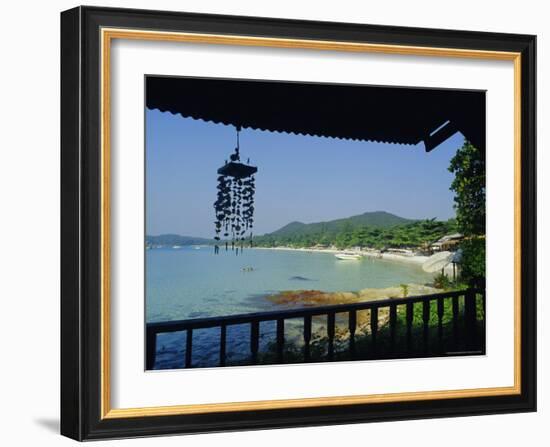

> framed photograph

[{"left": 61, "top": 6, "right": 536, "bottom": 441}]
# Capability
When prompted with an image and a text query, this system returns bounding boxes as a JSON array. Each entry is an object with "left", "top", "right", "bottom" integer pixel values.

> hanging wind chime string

[{"left": 213, "top": 126, "right": 257, "bottom": 255}]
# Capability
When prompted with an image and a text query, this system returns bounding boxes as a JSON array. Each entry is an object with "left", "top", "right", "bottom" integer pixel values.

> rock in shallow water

[
  {"left": 289, "top": 275, "right": 317, "bottom": 282},
  {"left": 267, "top": 283, "right": 438, "bottom": 308}
]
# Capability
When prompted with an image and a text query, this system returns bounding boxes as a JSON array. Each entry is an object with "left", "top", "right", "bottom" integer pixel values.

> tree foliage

[
  {"left": 448, "top": 141, "right": 486, "bottom": 283},
  {"left": 448, "top": 141, "right": 486, "bottom": 236},
  {"left": 460, "top": 238, "right": 486, "bottom": 282}
]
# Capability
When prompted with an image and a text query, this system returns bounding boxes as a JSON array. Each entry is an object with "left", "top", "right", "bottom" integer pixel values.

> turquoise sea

[{"left": 146, "top": 246, "right": 433, "bottom": 369}]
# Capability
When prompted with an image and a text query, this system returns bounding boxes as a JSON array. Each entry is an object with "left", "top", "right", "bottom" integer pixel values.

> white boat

[
  {"left": 172, "top": 245, "right": 182, "bottom": 249},
  {"left": 335, "top": 252, "right": 362, "bottom": 260}
]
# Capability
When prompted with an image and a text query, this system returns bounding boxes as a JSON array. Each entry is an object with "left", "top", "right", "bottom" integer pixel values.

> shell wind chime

[{"left": 213, "top": 126, "right": 257, "bottom": 255}]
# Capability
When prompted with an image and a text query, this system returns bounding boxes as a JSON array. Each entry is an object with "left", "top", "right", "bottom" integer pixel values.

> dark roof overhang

[{"left": 146, "top": 76, "right": 485, "bottom": 153}]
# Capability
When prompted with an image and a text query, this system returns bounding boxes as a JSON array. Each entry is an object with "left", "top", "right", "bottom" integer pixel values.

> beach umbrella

[
  {"left": 422, "top": 251, "right": 453, "bottom": 273},
  {"left": 213, "top": 126, "right": 257, "bottom": 255}
]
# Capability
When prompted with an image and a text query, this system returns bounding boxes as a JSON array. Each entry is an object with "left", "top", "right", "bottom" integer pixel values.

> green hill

[
  {"left": 146, "top": 234, "right": 214, "bottom": 246},
  {"left": 269, "top": 211, "right": 413, "bottom": 237},
  {"left": 254, "top": 212, "right": 456, "bottom": 250}
]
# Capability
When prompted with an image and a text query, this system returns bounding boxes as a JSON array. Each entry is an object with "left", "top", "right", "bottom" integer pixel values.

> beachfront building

[
  {"left": 387, "top": 248, "right": 415, "bottom": 257},
  {"left": 430, "top": 233, "right": 464, "bottom": 252},
  {"left": 312, "top": 243, "right": 329, "bottom": 250}
]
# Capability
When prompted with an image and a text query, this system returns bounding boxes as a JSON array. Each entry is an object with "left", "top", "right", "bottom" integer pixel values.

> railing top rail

[{"left": 147, "top": 288, "right": 481, "bottom": 334}]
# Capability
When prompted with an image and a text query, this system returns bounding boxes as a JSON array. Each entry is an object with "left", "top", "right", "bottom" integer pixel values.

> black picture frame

[{"left": 61, "top": 5, "right": 536, "bottom": 441}]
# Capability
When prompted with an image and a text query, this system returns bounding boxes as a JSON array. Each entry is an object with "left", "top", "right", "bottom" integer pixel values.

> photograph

[
  {"left": 55, "top": 4, "right": 537, "bottom": 441},
  {"left": 145, "top": 76, "right": 487, "bottom": 370}
]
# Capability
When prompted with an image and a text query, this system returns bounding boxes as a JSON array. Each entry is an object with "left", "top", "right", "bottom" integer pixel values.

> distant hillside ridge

[
  {"left": 146, "top": 234, "right": 214, "bottom": 246},
  {"left": 254, "top": 212, "right": 456, "bottom": 250},
  {"left": 268, "top": 211, "right": 414, "bottom": 237}
]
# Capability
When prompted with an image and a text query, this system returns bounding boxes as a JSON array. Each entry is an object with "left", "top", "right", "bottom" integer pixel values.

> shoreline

[
  {"left": 252, "top": 245, "right": 428, "bottom": 265},
  {"left": 252, "top": 246, "right": 455, "bottom": 275}
]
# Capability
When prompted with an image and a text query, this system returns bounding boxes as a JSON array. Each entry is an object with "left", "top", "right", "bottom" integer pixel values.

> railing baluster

[
  {"left": 437, "top": 298, "right": 444, "bottom": 352},
  {"left": 452, "top": 295, "right": 459, "bottom": 349},
  {"left": 303, "top": 315, "right": 312, "bottom": 362},
  {"left": 389, "top": 303, "right": 397, "bottom": 352},
  {"left": 327, "top": 312, "right": 335, "bottom": 361},
  {"left": 482, "top": 290, "right": 486, "bottom": 322},
  {"left": 481, "top": 290, "right": 487, "bottom": 354},
  {"left": 348, "top": 310, "right": 357, "bottom": 359},
  {"left": 422, "top": 300, "right": 430, "bottom": 352},
  {"left": 185, "top": 329, "right": 193, "bottom": 368},
  {"left": 250, "top": 321, "right": 260, "bottom": 364},
  {"left": 219, "top": 324, "right": 226, "bottom": 367},
  {"left": 464, "top": 289, "right": 477, "bottom": 350},
  {"left": 276, "top": 318, "right": 284, "bottom": 363},
  {"left": 370, "top": 307, "right": 378, "bottom": 355},
  {"left": 406, "top": 302, "right": 413, "bottom": 351},
  {"left": 146, "top": 328, "right": 157, "bottom": 370}
]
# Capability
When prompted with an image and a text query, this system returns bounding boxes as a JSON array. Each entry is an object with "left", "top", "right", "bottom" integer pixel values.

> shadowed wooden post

[
  {"left": 303, "top": 315, "right": 312, "bottom": 361},
  {"left": 327, "top": 312, "right": 335, "bottom": 361},
  {"left": 348, "top": 310, "right": 357, "bottom": 359},
  {"left": 464, "top": 289, "right": 477, "bottom": 350},
  {"left": 276, "top": 318, "right": 284, "bottom": 363},
  {"left": 185, "top": 329, "right": 193, "bottom": 368},
  {"left": 219, "top": 324, "right": 226, "bottom": 367},
  {"left": 482, "top": 290, "right": 486, "bottom": 322},
  {"left": 437, "top": 298, "right": 444, "bottom": 352},
  {"left": 370, "top": 307, "right": 378, "bottom": 355},
  {"left": 389, "top": 303, "right": 397, "bottom": 352},
  {"left": 146, "top": 328, "right": 157, "bottom": 370},
  {"left": 452, "top": 295, "right": 459, "bottom": 349},
  {"left": 250, "top": 321, "right": 260, "bottom": 364},
  {"left": 481, "top": 291, "right": 487, "bottom": 353},
  {"left": 406, "top": 302, "right": 413, "bottom": 351},
  {"left": 422, "top": 300, "right": 430, "bottom": 352}
]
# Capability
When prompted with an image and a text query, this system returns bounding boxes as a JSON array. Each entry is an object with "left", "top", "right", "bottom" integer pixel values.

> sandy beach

[{"left": 253, "top": 245, "right": 456, "bottom": 276}]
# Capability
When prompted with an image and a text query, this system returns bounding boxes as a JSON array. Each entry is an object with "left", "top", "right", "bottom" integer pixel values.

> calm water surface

[{"left": 146, "top": 247, "right": 433, "bottom": 368}]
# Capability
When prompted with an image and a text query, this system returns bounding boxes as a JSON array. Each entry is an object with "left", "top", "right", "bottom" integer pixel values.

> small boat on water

[
  {"left": 172, "top": 245, "right": 182, "bottom": 249},
  {"left": 334, "top": 252, "right": 362, "bottom": 260}
]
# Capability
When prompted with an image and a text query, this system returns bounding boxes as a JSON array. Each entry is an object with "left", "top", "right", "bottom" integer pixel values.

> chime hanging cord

[{"left": 235, "top": 125, "right": 240, "bottom": 160}]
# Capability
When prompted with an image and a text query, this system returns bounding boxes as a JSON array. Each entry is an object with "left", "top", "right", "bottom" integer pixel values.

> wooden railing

[{"left": 146, "top": 288, "right": 485, "bottom": 369}]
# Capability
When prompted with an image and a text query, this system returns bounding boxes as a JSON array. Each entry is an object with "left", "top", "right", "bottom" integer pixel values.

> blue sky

[{"left": 146, "top": 108, "right": 464, "bottom": 238}]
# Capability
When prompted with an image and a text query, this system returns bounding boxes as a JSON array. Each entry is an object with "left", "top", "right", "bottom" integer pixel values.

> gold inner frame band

[{"left": 100, "top": 27, "right": 522, "bottom": 419}]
